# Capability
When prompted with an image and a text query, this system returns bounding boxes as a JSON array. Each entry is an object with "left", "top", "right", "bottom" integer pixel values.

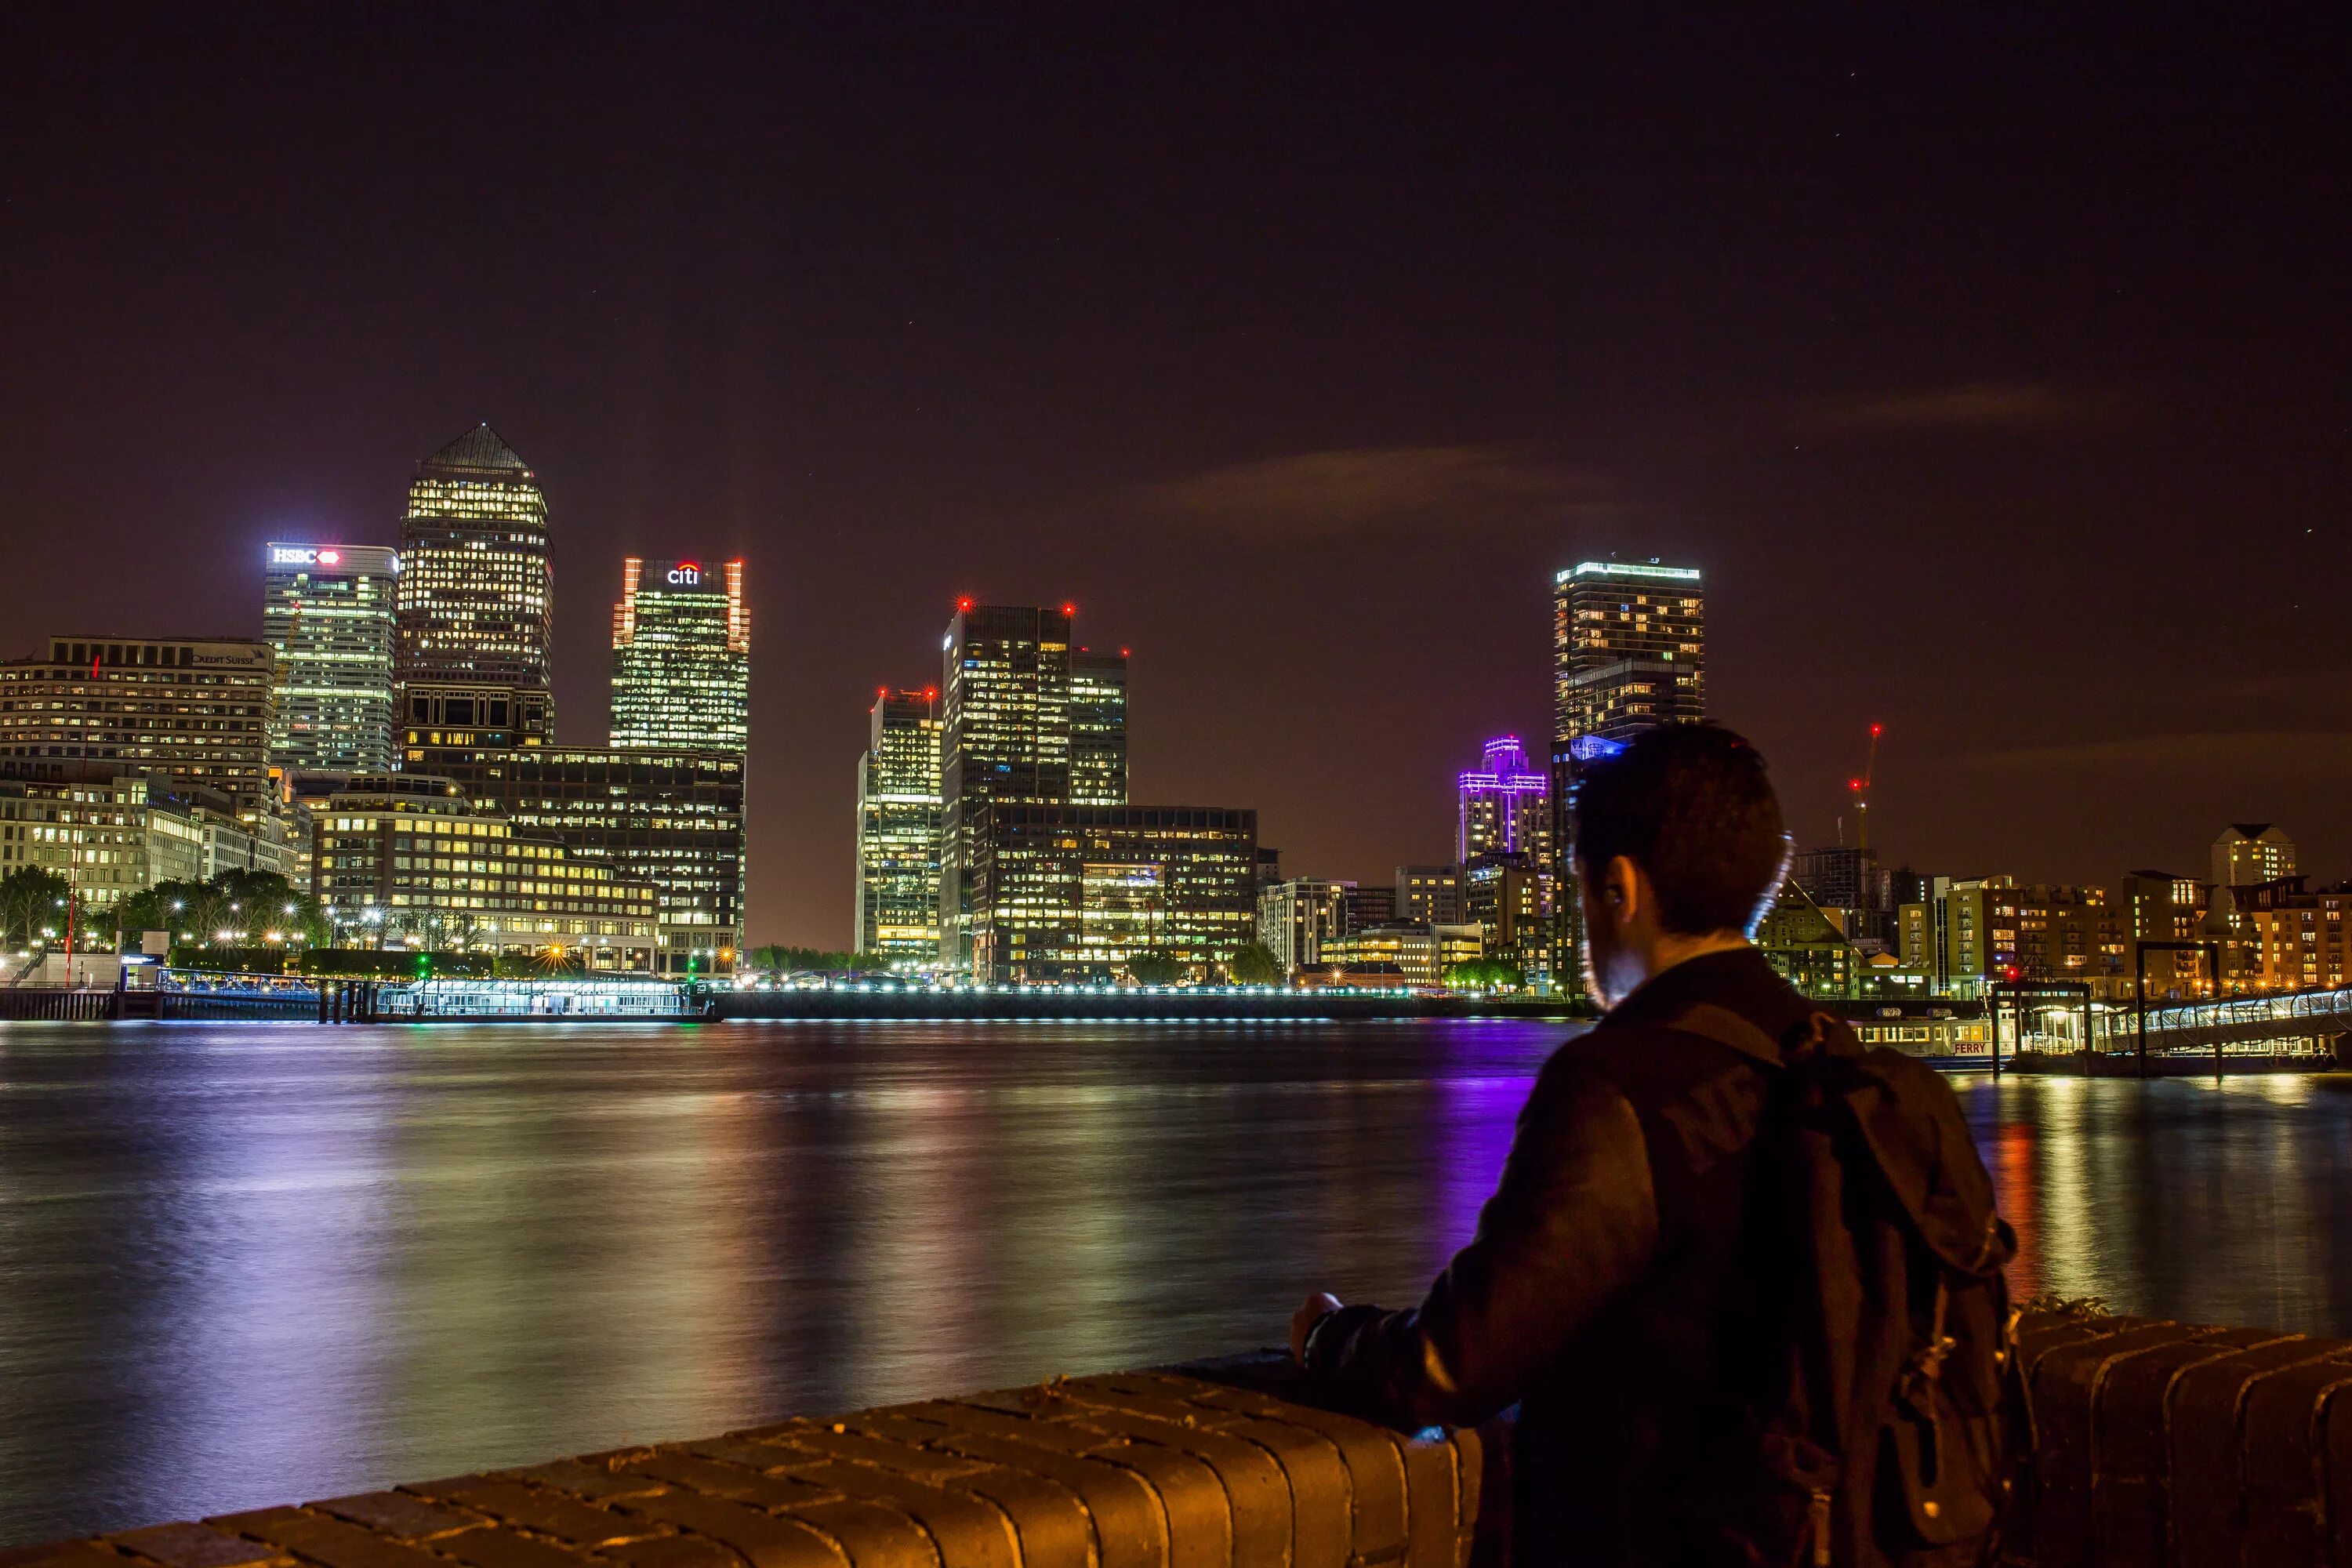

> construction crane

[{"left": 1849, "top": 723, "right": 1882, "bottom": 854}]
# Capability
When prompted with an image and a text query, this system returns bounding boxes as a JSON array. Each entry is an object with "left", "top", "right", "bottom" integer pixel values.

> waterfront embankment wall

[{"left": 14, "top": 1309, "right": 2352, "bottom": 1568}]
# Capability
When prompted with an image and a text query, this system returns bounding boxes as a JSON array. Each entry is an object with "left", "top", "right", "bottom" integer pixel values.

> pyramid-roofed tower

[
  {"left": 395, "top": 421, "right": 555, "bottom": 717},
  {"left": 419, "top": 422, "right": 534, "bottom": 477}
]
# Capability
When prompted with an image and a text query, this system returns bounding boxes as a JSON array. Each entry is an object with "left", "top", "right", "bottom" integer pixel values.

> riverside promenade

[{"left": 12, "top": 1308, "right": 2352, "bottom": 1568}]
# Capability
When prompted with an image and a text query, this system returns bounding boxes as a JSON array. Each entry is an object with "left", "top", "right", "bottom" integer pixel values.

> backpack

[{"left": 1664, "top": 1004, "right": 2028, "bottom": 1568}]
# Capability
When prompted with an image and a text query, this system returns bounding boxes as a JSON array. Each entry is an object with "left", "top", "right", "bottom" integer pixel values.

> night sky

[{"left": 4, "top": 9, "right": 2347, "bottom": 945}]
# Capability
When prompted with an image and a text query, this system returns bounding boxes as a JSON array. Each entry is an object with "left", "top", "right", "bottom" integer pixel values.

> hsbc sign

[{"left": 271, "top": 546, "right": 342, "bottom": 566}]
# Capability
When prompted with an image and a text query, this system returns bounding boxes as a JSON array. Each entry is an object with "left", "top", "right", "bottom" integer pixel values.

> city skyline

[{"left": 4, "top": 11, "right": 2345, "bottom": 946}]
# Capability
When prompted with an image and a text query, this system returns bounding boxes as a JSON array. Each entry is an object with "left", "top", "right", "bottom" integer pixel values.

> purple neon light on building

[{"left": 1457, "top": 735, "right": 1550, "bottom": 862}]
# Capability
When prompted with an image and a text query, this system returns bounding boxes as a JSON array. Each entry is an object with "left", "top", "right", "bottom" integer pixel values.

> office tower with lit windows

[
  {"left": 855, "top": 687, "right": 942, "bottom": 958},
  {"left": 612, "top": 557, "right": 748, "bottom": 754},
  {"left": 1069, "top": 648, "right": 1130, "bottom": 805},
  {"left": 1457, "top": 735, "right": 1550, "bottom": 862},
  {"left": 1552, "top": 559, "right": 1706, "bottom": 757},
  {"left": 1547, "top": 558, "right": 1704, "bottom": 993},
  {"left": 398, "top": 739, "right": 745, "bottom": 978},
  {"left": 263, "top": 543, "right": 399, "bottom": 774},
  {"left": 395, "top": 424, "right": 554, "bottom": 731},
  {"left": 965, "top": 804, "right": 1258, "bottom": 982},
  {"left": 0, "top": 636, "right": 277, "bottom": 805},
  {"left": 937, "top": 603, "right": 1076, "bottom": 966}
]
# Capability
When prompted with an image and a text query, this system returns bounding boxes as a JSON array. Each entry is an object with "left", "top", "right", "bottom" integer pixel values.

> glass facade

[
  {"left": 611, "top": 557, "right": 749, "bottom": 754},
  {"left": 938, "top": 604, "right": 1075, "bottom": 967},
  {"left": 400, "top": 742, "right": 744, "bottom": 978},
  {"left": 965, "top": 804, "right": 1258, "bottom": 982},
  {"left": 263, "top": 543, "right": 399, "bottom": 774},
  {"left": 854, "top": 688, "right": 941, "bottom": 957},
  {"left": 1552, "top": 561, "right": 1706, "bottom": 749},
  {"left": 396, "top": 424, "right": 554, "bottom": 723},
  {"left": 310, "top": 775, "right": 659, "bottom": 971},
  {"left": 0, "top": 638, "right": 277, "bottom": 805},
  {"left": 1069, "top": 648, "right": 1129, "bottom": 805}
]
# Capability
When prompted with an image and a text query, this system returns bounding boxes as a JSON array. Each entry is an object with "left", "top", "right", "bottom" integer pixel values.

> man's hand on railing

[{"left": 1291, "top": 1291, "right": 1343, "bottom": 1363}]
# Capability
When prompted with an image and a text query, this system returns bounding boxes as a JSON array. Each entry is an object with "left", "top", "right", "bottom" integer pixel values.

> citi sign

[{"left": 667, "top": 563, "right": 702, "bottom": 585}]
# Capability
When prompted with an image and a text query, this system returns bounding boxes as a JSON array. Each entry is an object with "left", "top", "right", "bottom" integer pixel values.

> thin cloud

[
  {"left": 1795, "top": 382, "right": 2121, "bottom": 434},
  {"left": 1145, "top": 443, "right": 1617, "bottom": 538},
  {"left": 1961, "top": 730, "right": 2352, "bottom": 775}
]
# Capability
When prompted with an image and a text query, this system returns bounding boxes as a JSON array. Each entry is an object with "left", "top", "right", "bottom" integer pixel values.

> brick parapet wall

[
  {"left": 13, "top": 1312, "right": 2352, "bottom": 1568},
  {"left": 0, "top": 1353, "right": 1498, "bottom": 1568}
]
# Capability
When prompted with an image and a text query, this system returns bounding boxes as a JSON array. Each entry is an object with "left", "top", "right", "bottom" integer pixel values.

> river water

[{"left": 5, "top": 1018, "right": 2352, "bottom": 1543}]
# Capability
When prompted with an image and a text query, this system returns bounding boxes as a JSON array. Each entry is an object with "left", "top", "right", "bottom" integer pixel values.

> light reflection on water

[{"left": 5, "top": 1022, "right": 2351, "bottom": 1544}]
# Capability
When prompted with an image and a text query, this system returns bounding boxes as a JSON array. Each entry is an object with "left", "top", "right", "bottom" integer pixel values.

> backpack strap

[
  {"left": 1661, "top": 1002, "right": 1789, "bottom": 1067},
  {"left": 1664, "top": 1004, "right": 1858, "bottom": 1069}
]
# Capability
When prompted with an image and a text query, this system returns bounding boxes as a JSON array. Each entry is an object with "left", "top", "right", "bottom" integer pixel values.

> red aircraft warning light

[
  {"left": 1061, "top": 601, "right": 1076, "bottom": 616},
  {"left": 923, "top": 686, "right": 937, "bottom": 701},
  {"left": 956, "top": 597, "right": 973, "bottom": 612}
]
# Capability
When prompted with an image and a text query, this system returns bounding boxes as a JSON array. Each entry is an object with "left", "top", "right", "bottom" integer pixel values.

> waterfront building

[
  {"left": 2116, "top": 869, "right": 2216, "bottom": 996},
  {"left": 855, "top": 688, "right": 942, "bottom": 959},
  {"left": 2233, "top": 878, "right": 2352, "bottom": 993},
  {"left": 1258, "top": 877, "right": 1352, "bottom": 974},
  {"left": 1791, "top": 844, "right": 1896, "bottom": 949},
  {"left": 396, "top": 425, "right": 554, "bottom": 729},
  {"left": 263, "top": 543, "right": 399, "bottom": 775},
  {"left": 310, "top": 775, "right": 658, "bottom": 970},
  {"left": 402, "top": 742, "right": 744, "bottom": 977},
  {"left": 938, "top": 603, "right": 1076, "bottom": 967},
  {"left": 962, "top": 804, "right": 1257, "bottom": 982},
  {"left": 1457, "top": 735, "right": 1549, "bottom": 862},
  {"left": 1396, "top": 863, "right": 1462, "bottom": 925},
  {"left": 2212, "top": 823, "right": 2296, "bottom": 892},
  {"left": 0, "top": 771, "right": 202, "bottom": 910},
  {"left": 1069, "top": 648, "right": 1129, "bottom": 806},
  {"left": 1462, "top": 851, "right": 1556, "bottom": 971},
  {"left": 612, "top": 557, "right": 749, "bottom": 754},
  {"left": 1756, "top": 882, "right": 1863, "bottom": 999},
  {"left": 0, "top": 637, "right": 276, "bottom": 807},
  {"left": 1318, "top": 921, "right": 1483, "bottom": 989}
]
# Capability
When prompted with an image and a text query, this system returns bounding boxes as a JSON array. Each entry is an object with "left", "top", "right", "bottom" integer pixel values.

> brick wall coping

[{"left": 14, "top": 1312, "right": 2352, "bottom": 1568}]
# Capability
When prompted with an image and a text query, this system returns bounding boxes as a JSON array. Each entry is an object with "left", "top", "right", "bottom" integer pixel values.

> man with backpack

[{"left": 1292, "top": 723, "right": 2020, "bottom": 1566}]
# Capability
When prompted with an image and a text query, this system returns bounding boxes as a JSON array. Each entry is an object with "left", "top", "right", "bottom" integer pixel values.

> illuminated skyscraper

[
  {"left": 395, "top": 423, "right": 554, "bottom": 730},
  {"left": 1552, "top": 559, "right": 1705, "bottom": 755},
  {"left": 1457, "top": 735, "right": 1549, "bottom": 862},
  {"left": 263, "top": 543, "right": 399, "bottom": 774},
  {"left": 938, "top": 602, "right": 1075, "bottom": 966},
  {"left": 855, "top": 687, "right": 942, "bottom": 958},
  {"left": 611, "top": 557, "right": 748, "bottom": 753},
  {"left": 1070, "top": 648, "right": 1129, "bottom": 805}
]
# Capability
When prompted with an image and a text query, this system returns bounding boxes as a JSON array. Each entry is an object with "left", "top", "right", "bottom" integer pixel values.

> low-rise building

[
  {"left": 1258, "top": 878, "right": 1352, "bottom": 974},
  {"left": 0, "top": 769, "right": 204, "bottom": 913},
  {"left": 1319, "top": 921, "right": 1483, "bottom": 989},
  {"left": 310, "top": 776, "right": 659, "bottom": 971}
]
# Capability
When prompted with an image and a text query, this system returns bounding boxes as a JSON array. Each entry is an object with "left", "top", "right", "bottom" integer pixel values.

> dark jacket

[{"left": 1305, "top": 946, "right": 1823, "bottom": 1566}]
